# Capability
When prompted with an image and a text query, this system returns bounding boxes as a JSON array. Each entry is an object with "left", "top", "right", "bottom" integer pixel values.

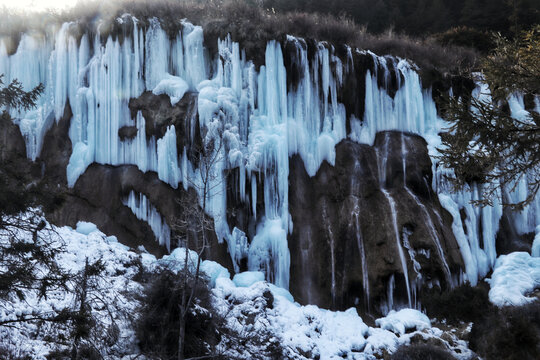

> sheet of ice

[
  {"left": 123, "top": 191, "right": 171, "bottom": 250},
  {"left": 233, "top": 271, "right": 265, "bottom": 287},
  {"left": 248, "top": 218, "right": 290, "bottom": 289},
  {"left": 4, "top": 12, "right": 539, "bottom": 301},
  {"left": 486, "top": 252, "right": 540, "bottom": 306},
  {"left": 375, "top": 309, "right": 431, "bottom": 335},
  {"left": 438, "top": 194, "right": 479, "bottom": 285},
  {"left": 532, "top": 226, "right": 540, "bottom": 257},
  {"left": 75, "top": 221, "right": 98, "bottom": 235}
]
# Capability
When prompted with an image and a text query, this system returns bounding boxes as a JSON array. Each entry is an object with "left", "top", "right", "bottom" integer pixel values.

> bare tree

[{"left": 173, "top": 123, "right": 226, "bottom": 360}]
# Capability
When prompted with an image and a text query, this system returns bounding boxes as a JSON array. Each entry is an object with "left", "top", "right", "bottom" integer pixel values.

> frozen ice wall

[
  {"left": 123, "top": 191, "right": 171, "bottom": 251},
  {"left": 1, "top": 15, "right": 538, "bottom": 295}
]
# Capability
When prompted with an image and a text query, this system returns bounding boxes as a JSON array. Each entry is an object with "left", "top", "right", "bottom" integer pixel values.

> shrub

[
  {"left": 434, "top": 26, "right": 495, "bottom": 53},
  {"left": 0, "top": 0, "right": 479, "bottom": 75},
  {"left": 470, "top": 302, "right": 540, "bottom": 360},
  {"left": 390, "top": 343, "right": 455, "bottom": 360},
  {"left": 0, "top": 345, "right": 32, "bottom": 360},
  {"left": 135, "top": 269, "right": 219, "bottom": 359},
  {"left": 422, "top": 283, "right": 494, "bottom": 325}
]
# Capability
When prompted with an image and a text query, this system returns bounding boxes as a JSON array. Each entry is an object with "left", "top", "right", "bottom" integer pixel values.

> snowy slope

[{"left": 0, "top": 217, "right": 476, "bottom": 359}]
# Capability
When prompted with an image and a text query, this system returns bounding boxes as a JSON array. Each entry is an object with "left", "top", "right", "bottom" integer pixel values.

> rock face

[
  {"left": 0, "top": 84, "right": 471, "bottom": 314},
  {"left": 289, "top": 132, "right": 463, "bottom": 312},
  {"left": 21, "top": 90, "right": 462, "bottom": 312},
  {"left": 1, "top": 91, "right": 234, "bottom": 272},
  {"left": 5, "top": 15, "right": 538, "bottom": 316}
]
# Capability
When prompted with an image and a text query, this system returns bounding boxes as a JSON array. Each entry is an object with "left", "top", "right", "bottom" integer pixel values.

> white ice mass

[{"left": 487, "top": 251, "right": 540, "bottom": 307}]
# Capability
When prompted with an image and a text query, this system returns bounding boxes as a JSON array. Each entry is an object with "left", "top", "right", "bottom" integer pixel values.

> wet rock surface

[{"left": 288, "top": 132, "right": 463, "bottom": 312}]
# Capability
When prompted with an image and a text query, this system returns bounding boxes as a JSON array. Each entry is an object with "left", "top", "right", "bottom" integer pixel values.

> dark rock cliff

[{"left": 288, "top": 133, "right": 463, "bottom": 311}]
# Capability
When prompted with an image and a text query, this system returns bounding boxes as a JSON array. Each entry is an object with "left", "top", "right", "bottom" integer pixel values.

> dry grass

[{"left": 0, "top": 0, "right": 478, "bottom": 75}]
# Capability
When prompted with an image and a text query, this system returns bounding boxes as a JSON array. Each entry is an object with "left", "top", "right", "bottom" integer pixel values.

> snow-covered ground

[
  {"left": 0, "top": 217, "right": 152, "bottom": 358},
  {"left": 1, "top": 217, "right": 475, "bottom": 359}
]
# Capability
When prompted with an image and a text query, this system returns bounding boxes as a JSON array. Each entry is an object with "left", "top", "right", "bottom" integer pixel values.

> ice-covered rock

[
  {"left": 375, "top": 309, "right": 431, "bottom": 335},
  {"left": 487, "top": 252, "right": 540, "bottom": 306},
  {"left": 232, "top": 271, "right": 265, "bottom": 287},
  {"left": 75, "top": 221, "right": 98, "bottom": 235},
  {"left": 152, "top": 74, "right": 189, "bottom": 105}
]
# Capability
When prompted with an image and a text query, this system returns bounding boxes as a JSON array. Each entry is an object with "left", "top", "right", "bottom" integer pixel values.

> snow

[
  {"left": 159, "top": 246, "right": 200, "bottom": 271},
  {"left": 152, "top": 74, "right": 189, "bottom": 105},
  {"left": 213, "top": 277, "right": 470, "bottom": 359},
  {"left": 375, "top": 309, "right": 431, "bottom": 335},
  {"left": 233, "top": 271, "right": 265, "bottom": 287},
  {"left": 0, "top": 216, "right": 154, "bottom": 359},
  {"left": 1, "top": 214, "right": 474, "bottom": 359},
  {"left": 201, "top": 260, "right": 231, "bottom": 287},
  {"left": 486, "top": 252, "right": 540, "bottom": 307},
  {"left": 75, "top": 221, "right": 98, "bottom": 235}
]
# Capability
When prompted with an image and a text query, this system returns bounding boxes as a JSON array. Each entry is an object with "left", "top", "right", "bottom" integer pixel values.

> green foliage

[
  {"left": 470, "top": 302, "right": 540, "bottom": 360},
  {"left": 439, "top": 27, "right": 540, "bottom": 209},
  {"left": 0, "top": 75, "right": 43, "bottom": 111},
  {"left": 483, "top": 26, "right": 540, "bottom": 100}
]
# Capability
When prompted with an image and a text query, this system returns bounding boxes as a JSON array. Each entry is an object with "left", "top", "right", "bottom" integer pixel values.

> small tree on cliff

[
  {"left": 173, "top": 121, "right": 225, "bottom": 360},
  {"left": 0, "top": 75, "right": 71, "bottom": 320},
  {"left": 139, "top": 119, "right": 223, "bottom": 360},
  {"left": 439, "top": 26, "right": 540, "bottom": 209}
]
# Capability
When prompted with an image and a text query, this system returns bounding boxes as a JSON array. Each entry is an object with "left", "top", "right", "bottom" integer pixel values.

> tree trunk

[
  {"left": 71, "top": 258, "right": 89, "bottom": 360},
  {"left": 178, "top": 307, "right": 186, "bottom": 360}
]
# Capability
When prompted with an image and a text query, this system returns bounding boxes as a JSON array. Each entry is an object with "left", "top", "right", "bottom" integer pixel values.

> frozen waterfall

[{"left": 1, "top": 15, "right": 538, "bottom": 296}]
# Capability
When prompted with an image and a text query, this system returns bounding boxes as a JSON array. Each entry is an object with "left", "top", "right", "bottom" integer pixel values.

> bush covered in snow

[{"left": 486, "top": 252, "right": 540, "bottom": 307}]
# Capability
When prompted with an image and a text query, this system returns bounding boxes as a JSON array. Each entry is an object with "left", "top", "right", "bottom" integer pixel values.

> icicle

[{"left": 123, "top": 191, "right": 171, "bottom": 251}]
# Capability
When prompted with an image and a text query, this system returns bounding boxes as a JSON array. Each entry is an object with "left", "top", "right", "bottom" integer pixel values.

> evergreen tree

[
  {"left": 0, "top": 75, "right": 69, "bottom": 322},
  {"left": 439, "top": 26, "right": 540, "bottom": 209}
]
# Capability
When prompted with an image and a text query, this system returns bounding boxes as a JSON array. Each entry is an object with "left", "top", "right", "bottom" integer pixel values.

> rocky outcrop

[
  {"left": 3, "top": 92, "right": 235, "bottom": 272},
  {"left": 25, "top": 98, "right": 465, "bottom": 313},
  {"left": 51, "top": 163, "right": 232, "bottom": 268},
  {"left": 288, "top": 132, "right": 463, "bottom": 312}
]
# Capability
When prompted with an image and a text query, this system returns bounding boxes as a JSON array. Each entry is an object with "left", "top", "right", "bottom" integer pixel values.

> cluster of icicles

[{"left": 1, "top": 15, "right": 538, "bottom": 309}]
